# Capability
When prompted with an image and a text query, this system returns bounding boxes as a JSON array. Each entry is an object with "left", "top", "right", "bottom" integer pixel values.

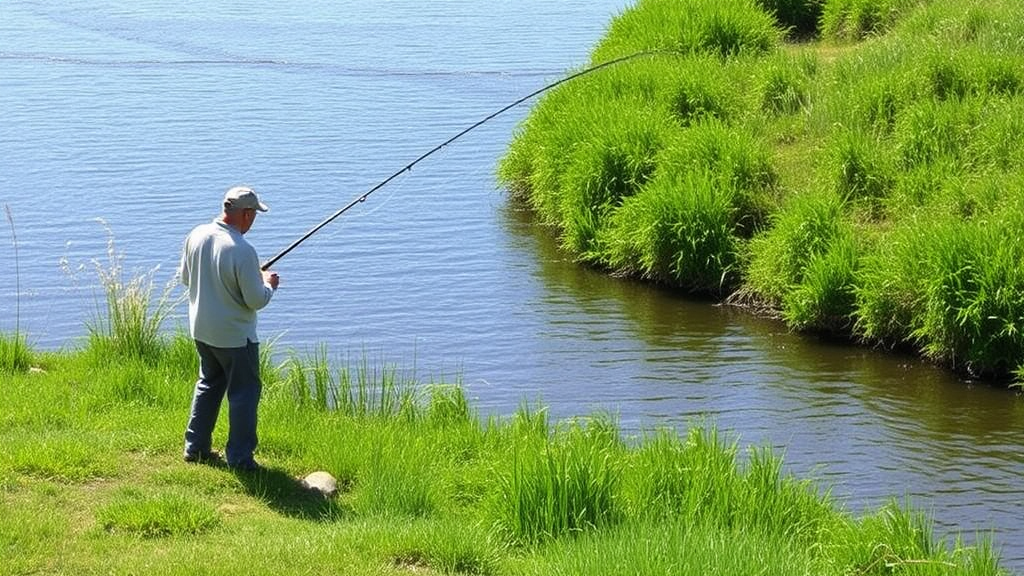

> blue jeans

[{"left": 184, "top": 339, "right": 261, "bottom": 467}]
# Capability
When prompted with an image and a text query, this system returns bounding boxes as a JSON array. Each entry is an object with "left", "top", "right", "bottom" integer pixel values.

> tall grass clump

[
  {"left": 856, "top": 210, "right": 1024, "bottom": 378},
  {"left": 755, "top": 0, "right": 825, "bottom": 38},
  {"left": 489, "top": 416, "right": 622, "bottom": 545},
  {"left": 0, "top": 333, "right": 32, "bottom": 375},
  {"left": 622, "top": 426, "right": 836, "bottom": 538},
  {"left": 281, "top": 347, "right": 418, "bottom": 419},
  {"left": 820, "top": 0, "right": 922, "bottom": 41},
  {"left": 78, "top": 222, "right": 178, "bottom": 362},
  {"left": 893, "top": 97, "right": 980, "bottom": 172},
  {"left": 498, "top": 63, "right": 675, "bottom": 229},
  {"left": 623, "top": 427, "right": 739, "bottom": 523},
  {"left": 353, "top": 428, "right": 438, "bottom": 518},
  {"left": 744, "top": 190, "right": 848, "bottom": 305},
  {"left": 828, "top": 500, "right": 1005, "bottom": 575},
  {"left": 558, "top": 105, "right": 669, "bottom": 258},
  {"left": 759, "top": 51, "right": 816, "bottom": 115},
  {"left": 592, "top": 0, "right": 780, "bottom": 62},
  {"left": 514, "top": 516, "right": 819, "bottom": 576},
  {"left": 819, "top": 41, "right": 917, "bottom": 133},
  {"left": 826, "top": 127, "right": 895, "bottom": 216},
  {"left": 781, "top": 228, "right": 860, "bottom": 332},
  {"left": 603, "top": 169, "right": 740, "bottom": 292}
]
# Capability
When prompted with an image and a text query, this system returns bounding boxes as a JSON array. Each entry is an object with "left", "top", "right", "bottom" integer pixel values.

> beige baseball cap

[{"left": 223, "top": 186, "right": 269, "bottom": 212}]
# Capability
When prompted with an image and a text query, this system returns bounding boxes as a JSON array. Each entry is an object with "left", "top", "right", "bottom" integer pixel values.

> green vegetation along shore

[
  {"left": 0, "top": 271, "right": 1011, "bottom": 575},
  {"left": 498, "top": 0, "right": 1024, "bottom": 385}
]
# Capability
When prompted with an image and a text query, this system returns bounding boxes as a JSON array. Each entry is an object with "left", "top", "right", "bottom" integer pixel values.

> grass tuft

[
  {"left": 97, "top": 489, "right": 220, "bottom": 537},
  {"left": 488, "top": 416, "right": 622, "bottom": 545},
  {"left": 81, "top": 221, "right": 180, "bottom": 362},
  {"left": 0, "top": 332, "right": 33, "bottom": 374}
]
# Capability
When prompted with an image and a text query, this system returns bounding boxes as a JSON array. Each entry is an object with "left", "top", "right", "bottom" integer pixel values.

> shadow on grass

[{"left": 228, "top": 464, "right": 349, "bottom": 521}]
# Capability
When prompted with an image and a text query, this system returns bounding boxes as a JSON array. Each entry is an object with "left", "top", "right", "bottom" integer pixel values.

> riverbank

[
  {"left": 498, "top": 0, "right": 1024, "bottom": 384},
  {"left": 0, "top": 330, "right": 1009, "bottom": 574}
]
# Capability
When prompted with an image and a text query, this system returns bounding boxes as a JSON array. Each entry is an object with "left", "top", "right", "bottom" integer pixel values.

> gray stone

[{"left": 300, "top": 470, "right": 338, "bottom": 497}]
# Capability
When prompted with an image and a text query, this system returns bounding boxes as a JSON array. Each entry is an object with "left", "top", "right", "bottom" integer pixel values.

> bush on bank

[
  {"left": 498, "top": 0, "right": 1024, "bottom": 383},
  {"left": 0, "top": 330, "right": 1010, "bottom": 574}
]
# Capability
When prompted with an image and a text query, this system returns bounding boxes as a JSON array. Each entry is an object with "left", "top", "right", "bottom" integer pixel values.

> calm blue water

[{"left": 2, "top": 1, "right": 1022, "bottom": 569}]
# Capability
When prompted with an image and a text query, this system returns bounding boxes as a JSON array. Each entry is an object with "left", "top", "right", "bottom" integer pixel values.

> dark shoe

[
  {"left": 228, "top": 459, "right": 261, "bottom": 471},
  {"left": 183, "top": 450, "right": 222, "bottom": 463}
]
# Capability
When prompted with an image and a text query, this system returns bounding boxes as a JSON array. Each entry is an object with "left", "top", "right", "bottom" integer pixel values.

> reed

[{"left": 281, "top": 346, "right": 418, "bottom": 419}]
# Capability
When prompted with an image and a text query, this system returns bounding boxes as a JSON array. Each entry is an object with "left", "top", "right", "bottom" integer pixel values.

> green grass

[
  {"left": 0, "top": 333, "right": 32, "bottom": 374},
  {"left": 499, "top": 0, "right": 1024, "bottom": 383},
  {"left": 84, "top": 223, "right": 181, "bottom": 362},
  {"left": 97, "top": 489, "right": 220, "bottom": 537},
  {"left": 0, "top": 0, "right": 1020, "bottom": 571},
  {"left": 0, "top": 332, "right": 1008, "bottom": 575}
]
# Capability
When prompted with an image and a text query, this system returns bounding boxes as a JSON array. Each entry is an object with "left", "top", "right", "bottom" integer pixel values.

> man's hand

[{"left": 263, "top": 270, "right": 280, "bottom": 290}]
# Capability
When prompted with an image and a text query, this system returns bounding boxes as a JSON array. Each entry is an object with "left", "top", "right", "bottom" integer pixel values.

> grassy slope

[
  {"left": 0, "top": 335, "right": 1010, "bottom": 575},
  {"left": 498, "top": 0, "right": 1024, "bottom": 383}
]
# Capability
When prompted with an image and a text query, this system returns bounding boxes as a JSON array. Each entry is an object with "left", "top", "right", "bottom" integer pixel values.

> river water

[{"left": 1, "top": 0, "right": 1022, "bottom": 569}]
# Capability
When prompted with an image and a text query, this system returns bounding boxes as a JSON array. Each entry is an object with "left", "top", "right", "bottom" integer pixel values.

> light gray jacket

[{"left": 179, "top": 219, "right": 274, "bottom": 348}]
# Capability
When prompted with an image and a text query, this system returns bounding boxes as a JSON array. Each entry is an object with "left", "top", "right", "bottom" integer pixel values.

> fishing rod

[{"left": 261, "top": 49, "right": 660, "bottom": 271}]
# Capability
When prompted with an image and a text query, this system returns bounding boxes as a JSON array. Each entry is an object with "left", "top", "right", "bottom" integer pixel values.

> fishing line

[{"left": 261, "top": 49, "right": 661, "bottom": 271}]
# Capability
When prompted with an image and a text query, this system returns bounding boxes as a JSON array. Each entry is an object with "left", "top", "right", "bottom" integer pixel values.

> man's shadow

[{"left": 227, "top": 465, "right": 349, "bottom": 521}]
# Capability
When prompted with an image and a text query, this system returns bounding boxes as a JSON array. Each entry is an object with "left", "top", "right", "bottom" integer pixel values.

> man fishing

[{"left": 178, "top": 186, "right": 280, "bottom": 471}]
